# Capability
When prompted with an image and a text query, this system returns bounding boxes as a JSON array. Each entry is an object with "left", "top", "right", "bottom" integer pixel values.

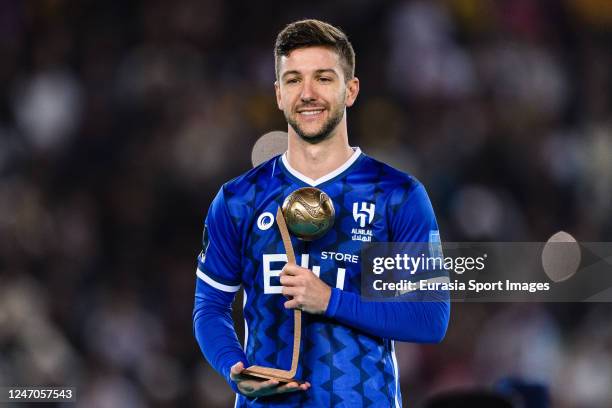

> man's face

[{"left": 275, "top": 46, "right": 359, "bottom": 144}]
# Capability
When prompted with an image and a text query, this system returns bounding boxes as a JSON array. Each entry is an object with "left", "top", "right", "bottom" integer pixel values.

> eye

[
  {"left": 286, "top": 78, "right": 300, "bottom": 84},
  {"left": 318, "top": 77, "right": 332, "bottom": 82}
]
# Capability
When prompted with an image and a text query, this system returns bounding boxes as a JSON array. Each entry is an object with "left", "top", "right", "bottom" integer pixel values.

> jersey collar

[{"left": 280, "top": 147, "right": 362, "bottom": 187}]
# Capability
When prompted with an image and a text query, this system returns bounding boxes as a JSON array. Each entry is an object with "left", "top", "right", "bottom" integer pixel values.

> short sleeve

[{"left": 196, "top": 186, "right": 242, "bottom": 292}]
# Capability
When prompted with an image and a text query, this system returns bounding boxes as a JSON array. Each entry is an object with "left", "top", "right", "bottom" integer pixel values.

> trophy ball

[{"left": 281, "top": 187, "right": 335, "bottom": 241}]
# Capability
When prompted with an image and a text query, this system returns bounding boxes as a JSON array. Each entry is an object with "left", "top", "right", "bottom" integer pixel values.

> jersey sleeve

[
  {"left": 389, "top": 181, "right": 446, "bottom": 282},
  {"left": 325, "top": 288, "right": 449, "bottom": 342},
  {"left": 196, "top": 186, "right": 242, "bottom": 290},
  {"left": 193, "top": 186, "right": 246, "bottom": 393},
  {"left": 325, "top": 181, "right": 450, "bottom": 343},
  {"left": 389, "top": 181, "right": 439, "bottom": 244}
]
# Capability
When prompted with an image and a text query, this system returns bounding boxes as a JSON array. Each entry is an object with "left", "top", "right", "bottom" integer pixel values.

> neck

[{"left": 286, "top": 121, "right": 354, "bottom": 180}]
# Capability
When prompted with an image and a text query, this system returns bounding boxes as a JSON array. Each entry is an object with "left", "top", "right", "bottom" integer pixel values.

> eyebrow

[{"left": 281, "top": 69, "right": 338, "bottom": 79}]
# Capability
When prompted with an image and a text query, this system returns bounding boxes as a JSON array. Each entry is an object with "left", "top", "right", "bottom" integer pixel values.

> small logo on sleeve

[
  {"left": 200, "top": 224, "right": 210, "bottom": 262},
  {"left": 429, "top": 230, "right": 443, "bottom": 258}
]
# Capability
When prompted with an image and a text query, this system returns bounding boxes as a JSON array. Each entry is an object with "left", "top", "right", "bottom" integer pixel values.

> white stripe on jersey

[
  {"left": 281, "top": 147, "right": 362, "bottom": 186},
  {"left": 196, "top": 268, "right": 241, "bottom": 292},
  {"left": 391, "top": 340, "right": 401, "bottom": 408}
]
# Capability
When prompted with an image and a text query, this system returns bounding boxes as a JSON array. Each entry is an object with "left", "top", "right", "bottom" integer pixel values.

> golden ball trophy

[{"left": 242, "top": 187, "right": 335, "bottom": 383}]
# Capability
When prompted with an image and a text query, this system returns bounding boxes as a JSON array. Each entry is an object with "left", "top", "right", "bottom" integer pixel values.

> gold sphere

[{"left": 281, "top": 187, "right": 335, "bottom": 241}]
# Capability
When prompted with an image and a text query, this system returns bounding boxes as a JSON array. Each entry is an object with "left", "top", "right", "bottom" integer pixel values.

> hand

[
  {"left": 230, "top": 362, "right": 310, "bottom": 397},
  {"left": 280, "top": 263, "right": 332, "bottom": 314}
]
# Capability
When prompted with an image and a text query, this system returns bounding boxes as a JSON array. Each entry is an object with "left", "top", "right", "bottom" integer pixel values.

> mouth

[{"left": 297, "top": 108, "right": 325, "bottom": 119}]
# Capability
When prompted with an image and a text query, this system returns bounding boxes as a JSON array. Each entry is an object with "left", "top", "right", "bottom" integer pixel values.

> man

[{"left": 193, "top": 19, "right": 450, "bottom": 407}]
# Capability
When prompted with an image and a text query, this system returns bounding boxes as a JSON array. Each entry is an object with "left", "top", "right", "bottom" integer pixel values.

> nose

[{"left": 300, "top": 78, "right": 316, "bottom": 102}]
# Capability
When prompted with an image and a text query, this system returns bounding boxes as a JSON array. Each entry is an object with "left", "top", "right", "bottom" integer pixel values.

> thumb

[{"left": 230, "top": 361, "right": 245, "bottom": 379}]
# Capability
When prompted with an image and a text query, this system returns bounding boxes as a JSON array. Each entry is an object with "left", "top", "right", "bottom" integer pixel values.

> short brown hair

[{"left": 274, "top": 19, "right": 355, "bottom": 81}]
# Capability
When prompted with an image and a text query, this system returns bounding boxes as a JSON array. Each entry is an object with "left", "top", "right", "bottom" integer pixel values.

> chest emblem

[
  {"left": 352, "top": 202, "right": 375, "bottom": 241},
  {"left": 257, "top": 212, "right": 275, "bottom": 231},
  {"left": 353, "top": 202, "right": 375, "bottom": 227}
]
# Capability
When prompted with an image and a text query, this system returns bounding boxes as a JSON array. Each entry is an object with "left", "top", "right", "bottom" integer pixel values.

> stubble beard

[{"left": 285, "top": 102, "right": 346, "bottom": 145}]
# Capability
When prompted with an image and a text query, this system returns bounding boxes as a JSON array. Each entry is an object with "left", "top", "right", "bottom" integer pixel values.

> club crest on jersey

[
  {"left": 257, "top": 212, "right": 275, "bottom": 231},
  {"left": 352, "top": 202, "right": 375, "bottom": 241}
]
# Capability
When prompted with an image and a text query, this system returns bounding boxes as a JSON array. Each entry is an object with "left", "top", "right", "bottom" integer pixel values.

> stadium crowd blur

[{"left": 1, "top": 0, "right": 611, "bottom": 407}]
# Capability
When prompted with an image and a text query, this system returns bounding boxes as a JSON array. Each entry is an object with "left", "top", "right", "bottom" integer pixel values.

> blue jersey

[{"left": 194, "top": 148, "right": 445, "bottom": 407}]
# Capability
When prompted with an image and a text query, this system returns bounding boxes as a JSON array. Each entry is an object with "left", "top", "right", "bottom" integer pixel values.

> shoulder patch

[
  {"left": 429, "top": 230, "right": 442, "bottom": 258},
  {"left": 200, "top": 224, "right": 210, "bottom": 261}
]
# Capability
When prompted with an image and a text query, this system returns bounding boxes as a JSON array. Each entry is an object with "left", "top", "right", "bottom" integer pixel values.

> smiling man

[{"left": 193, "top": 19, "right": 450, "bottom": 407}]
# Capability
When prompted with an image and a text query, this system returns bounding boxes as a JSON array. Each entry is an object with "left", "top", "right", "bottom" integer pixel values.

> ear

[
  {"left": 345, "top": 77, "right": 360, "bottom": 107},
  {"left": 274, "top": 81, "right": 283, "bottom": 110}
]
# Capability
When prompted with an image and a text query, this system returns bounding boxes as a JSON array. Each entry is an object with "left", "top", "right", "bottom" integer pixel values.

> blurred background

[{"left": 1, "top": 0, "right": 611, "bottom": 406}]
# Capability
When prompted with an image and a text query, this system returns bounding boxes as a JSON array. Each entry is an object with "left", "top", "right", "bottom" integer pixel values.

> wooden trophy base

[{"left": 241, "top": 365, "right": 305, "bottom": 385}]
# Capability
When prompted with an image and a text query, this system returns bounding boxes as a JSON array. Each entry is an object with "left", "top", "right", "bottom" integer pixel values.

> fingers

[
  {"left": 279, "top": 274, "right": 299, "bottom": 287},
  {"left": 281, "top": 285, "right": 303, "bottom": 298},
  {"left": 238, "top": 378, "right": 279, "bottom": 394},
  {"left": 241, "top": 380, "right": 311, "bottom": 396},
  {"left": 281, "top": 263, "right": 306, "bottom": 277},
  {"left": 284, "top": 298, "right": 301, "bottom": 310},
  {"left": 255, "top": 379, "right": 281, "bottom": 391},
  {"left": 230, "top": 362, "right": 245, "bottom": 381},
  {"left": 275, "top": 381, "right": 310, "bottom": 394}
]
